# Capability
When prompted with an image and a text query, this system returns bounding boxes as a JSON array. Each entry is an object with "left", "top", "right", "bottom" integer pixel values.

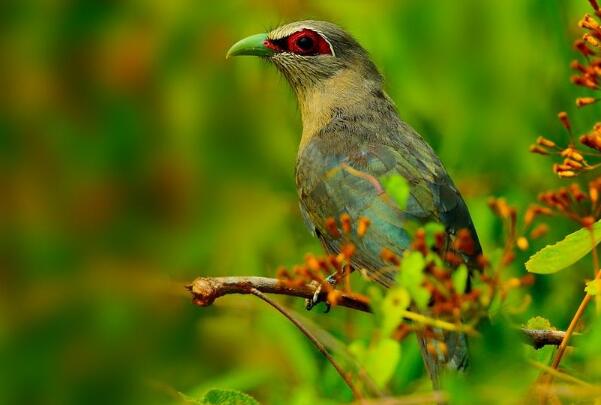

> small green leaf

[
  {"left": 525, "top": 316, "right": 554, "bottom": 331},
  {"left": 585, "top": 279, "right": 601, "bottom": 296},
  {"left": 487, "top": 293, "right": 502, "bottom": 319},
  {"left": 380, "top": 174, "right": 409, "bottom": 209},
  {"left": 363, "top": 338, "right": 401, "bottom": 388},
  {"left": 348, "top": 340, "right": 367, "bottom": 361},
  {"left": 525, "top": 219, "right": 601, "bottom": 274},
  {"left": 398, "top": 251, "right": 431, "bottom": 310},
  {"left": 201, "top": 389, "right": 260, "bottom": 405},
  {"left": 452, "top": 264, "right": 468, "bottom": 294},
  {"left": 381, "top": 287, "right": 411, "bottom": 337}
]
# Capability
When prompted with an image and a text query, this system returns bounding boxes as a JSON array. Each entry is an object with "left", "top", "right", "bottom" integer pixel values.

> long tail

[{"left": 417, "top": 329, "right": 470, "bottom": 389}]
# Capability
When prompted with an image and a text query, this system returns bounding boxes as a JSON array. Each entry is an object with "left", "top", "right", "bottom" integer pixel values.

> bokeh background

[{"left": 2, "top": 0, "right": 599, "bottom": 404}]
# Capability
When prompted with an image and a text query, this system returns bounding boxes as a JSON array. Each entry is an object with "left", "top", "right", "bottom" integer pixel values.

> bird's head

[{"left": 227, "top": 21, "right": 382, "bottom": 95}]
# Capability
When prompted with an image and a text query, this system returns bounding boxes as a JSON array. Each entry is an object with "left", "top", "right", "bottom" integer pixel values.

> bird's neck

[{"left": 295, "top": 68, "right": 382, "bottom": 154}]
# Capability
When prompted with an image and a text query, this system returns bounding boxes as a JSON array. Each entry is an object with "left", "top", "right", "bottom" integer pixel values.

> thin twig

[
  {"left": 187, "top": 276, "right": 568, "bottom": 349},
  {"left": 354, "top": 391, "right": 448, "bottom": 405},
  {"left": 550, "top": 228, "right": 600, "bottom": 371},
  {"left": 528, "top": 360, "right": 595, "bottom": 388},
  {"left": 249, "top": 288, "right": 363, "bottom": 400}
]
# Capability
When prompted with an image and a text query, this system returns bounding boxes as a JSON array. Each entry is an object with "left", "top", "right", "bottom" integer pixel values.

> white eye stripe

[{"left": 269, "top": 26, "right": 336, "bottom": 57}]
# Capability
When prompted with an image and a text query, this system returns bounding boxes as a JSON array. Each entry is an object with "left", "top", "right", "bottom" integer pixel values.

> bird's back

[{"left": 295, "top": 90, "right": 481, "bottom": 284}]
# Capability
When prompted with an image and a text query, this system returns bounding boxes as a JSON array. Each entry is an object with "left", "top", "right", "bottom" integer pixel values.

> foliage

[
  {"left": 525, "top": 219, "right": 601, "bottom": 274},
  {"left": 526, "top": 316, "right": 555, "bottom": 331},
  {"left": 199, "top": 389, "right": 260, "bottom": 405},
  {"left": 3, "top": 1, "right": 601, "bottom": 405}
]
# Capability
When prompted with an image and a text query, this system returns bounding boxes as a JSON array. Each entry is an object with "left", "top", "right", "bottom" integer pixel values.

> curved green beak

[{"left": 226, "top": 33, "right": 274, "bottom": 58}]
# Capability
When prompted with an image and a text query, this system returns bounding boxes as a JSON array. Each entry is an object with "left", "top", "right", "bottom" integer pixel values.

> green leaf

[
  {"left": 201, "top": 389, "right": 260, "bottom": 405},
  {"left": 362, "top": 339, "right": 401, "bottom": 388},
  {"left": 525, "top": 316, "right": 554, "bottom": 331},
  {"left": 487, "top": 293, "right": 502, "bottom": 319},
  {"left": 381, "top": 287, "right": 411, "bottom": 337},
  {"left": 398, "top": 251, "right": 431, "bottom": 310},
  {"left": 525, "top": 219, "right": 601, "bottom": 274},
  {"left": 380, "top": 174, "right": 409, "bottom": 210},
  {"left": 585, "top": 279, "right": 601, "bottom": 296},
  {"left": 452, "top": 264, "right": 468, "bottom": 294}
]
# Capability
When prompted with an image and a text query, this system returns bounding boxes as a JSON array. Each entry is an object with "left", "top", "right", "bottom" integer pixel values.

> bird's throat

[{"left": 296, "top": 68, "right": 381, "bottom": 154}]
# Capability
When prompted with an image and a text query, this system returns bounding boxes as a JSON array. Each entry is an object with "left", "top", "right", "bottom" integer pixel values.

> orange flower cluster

[
  {"left": 276, "top": 214, "right": 370, "bottom": 307},
  {"left": 530, "top": 114, "right": 593, "bottom": 178},
  {"left": 530, "top": 4, "right": 601, "bottom": 179},
  {"left": 379, "top": 226, "right": 530, "bottom": 323},
  {"left": 538, "top": 180, "right": 601, "bottom": 227},
  {"left": 487, "top": 198, "right": 551, "bottom": 269}
]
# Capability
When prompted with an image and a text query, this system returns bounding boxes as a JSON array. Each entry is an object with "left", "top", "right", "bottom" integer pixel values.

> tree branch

[
  {"left": 186, "top": 276, "right": 566, "bottom": 349},
  {"left": 186, "top": 276, "right": 370, "bottom": 312}
]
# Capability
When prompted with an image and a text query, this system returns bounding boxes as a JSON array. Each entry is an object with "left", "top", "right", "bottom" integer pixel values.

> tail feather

[{"left": 417, "top": 329, "right": 469, "bottom": 389}]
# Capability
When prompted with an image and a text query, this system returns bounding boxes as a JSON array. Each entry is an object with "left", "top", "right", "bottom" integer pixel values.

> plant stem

[
  {"left": 249, "top": 288, "right": 363, "bottom": 400},
  {"left": 550, "top": 228, "right": 601, "bottom": 371}
]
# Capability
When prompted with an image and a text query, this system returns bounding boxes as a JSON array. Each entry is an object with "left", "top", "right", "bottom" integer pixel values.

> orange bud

[
  {"left": 569, "top": 183, "right": 587, "bottom": 200},
  {"left": 340, "top": 213, "right": 352, "bottom": 234},
  {"left": 536, "top": 136, "right": 556, "bottom": 147},
  {"left": 560, "top": 147, "right": 584, "bottom": 162},
  {"left": 325, "top": 217, "right": 341, "bottom": 238},
  {"left": 341, "top": 243, "right": 356, "bottom": 259},
  {"left": 590, "top": 184, "right": 599, "bottom": 204},
  {"left": 516, "top": 237, "right": 529, "bottom": 251},
  {"left": 380, "top": 247, "right": 400, "bottom": 265},
  {"left": 502, "top": 250, "right": 516, "bottom": 266},
  {"left": 305, "top": 254, "right": 321, "bottom": 272},
  {"left": 520, "top": 274, "right": 536, "bottom": 286},
  {"left": 558, "top": 170, "right": 577, "bottom": 178},
  {"left": 584, "top": 33, "right": 600, "bottom": 47},
  {"left": 580, "top": 133, "right": 601, "bottom": 151},
  {"left": 276, "top": 266, "right": 291, "bottom": 280},
  {"left": 577, "top": 97, "right": 598, "bottom": 107},
  {"left": 580, "top": 14, "right": 600, "bottom": 30},
  {"left": 506, "top": 277, "right": 522, "bottom": 288},
  {"left": 571, "top": 60, "right": 586, "bottom": 72},
  {"left": 529, "top": 145, "right": 548, "bottom": 155},
  {"left": 327, "top": 289, "right": 342, "bottom": 306},
  {"left": 574, "top": 39, "right": 595, "bottom": 56},
  {"left": 582, "top": 216, "right": 596, "bottom": 228},
  {"left": 558, "top": 112, "right": 571, "bottom": 131},
  {"left": 530, "top": 223, "right": 549, "bottom": 239},
  {"left": 571, "top": 150, "right": 584, "bottom": 162},
  {"left": 357, "top": 216, "right": 371, "bottom": 237},
  {"left": 564, "top": 158, "right": 583, "bottom": 170}
]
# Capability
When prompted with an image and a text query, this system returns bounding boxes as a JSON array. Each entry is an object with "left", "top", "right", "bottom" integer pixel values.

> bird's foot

[{"left": 305, "top": 275, "right": 338, "bottom": 313}]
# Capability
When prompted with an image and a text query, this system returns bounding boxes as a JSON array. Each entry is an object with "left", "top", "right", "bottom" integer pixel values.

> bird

[{"left": 227, "top": 20, "right": 481, "bottom": 386}]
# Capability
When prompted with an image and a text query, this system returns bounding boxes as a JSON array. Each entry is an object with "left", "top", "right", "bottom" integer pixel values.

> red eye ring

[{"left": 286, "top": 29, "right": 333, "bottom": 56}]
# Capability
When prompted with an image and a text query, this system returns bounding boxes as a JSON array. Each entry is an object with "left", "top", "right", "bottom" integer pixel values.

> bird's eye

[
  {"left": 296, "top": 36, "right": 314, "bottom": 51},
  {"left": 286, "top": 29, "right": 333, "bottom": 56}
]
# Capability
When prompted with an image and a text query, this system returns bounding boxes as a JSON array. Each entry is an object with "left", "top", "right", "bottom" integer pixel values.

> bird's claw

[{"left": 305, "top": 275, "right": 337, "bottom": 312}]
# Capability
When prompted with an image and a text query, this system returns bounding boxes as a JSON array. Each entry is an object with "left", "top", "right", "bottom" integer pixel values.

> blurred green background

[{"left": 1, "top": 0, "right": 599, "bottom": 404}]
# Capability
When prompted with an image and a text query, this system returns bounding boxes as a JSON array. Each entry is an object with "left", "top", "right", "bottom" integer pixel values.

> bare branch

[
  {"left": 522, "top": 328, "right": 567, "bottom": 349},
  {"left": 186, "top": 276, "right": 567, "bottom": 349},
  {"left": 186, "top": 276, "right": 370, "bottom": 312}
]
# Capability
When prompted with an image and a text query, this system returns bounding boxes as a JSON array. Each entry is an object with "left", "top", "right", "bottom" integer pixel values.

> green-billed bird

[{"left": 227, "top": 20, "right": 481, "bottom": 385}]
